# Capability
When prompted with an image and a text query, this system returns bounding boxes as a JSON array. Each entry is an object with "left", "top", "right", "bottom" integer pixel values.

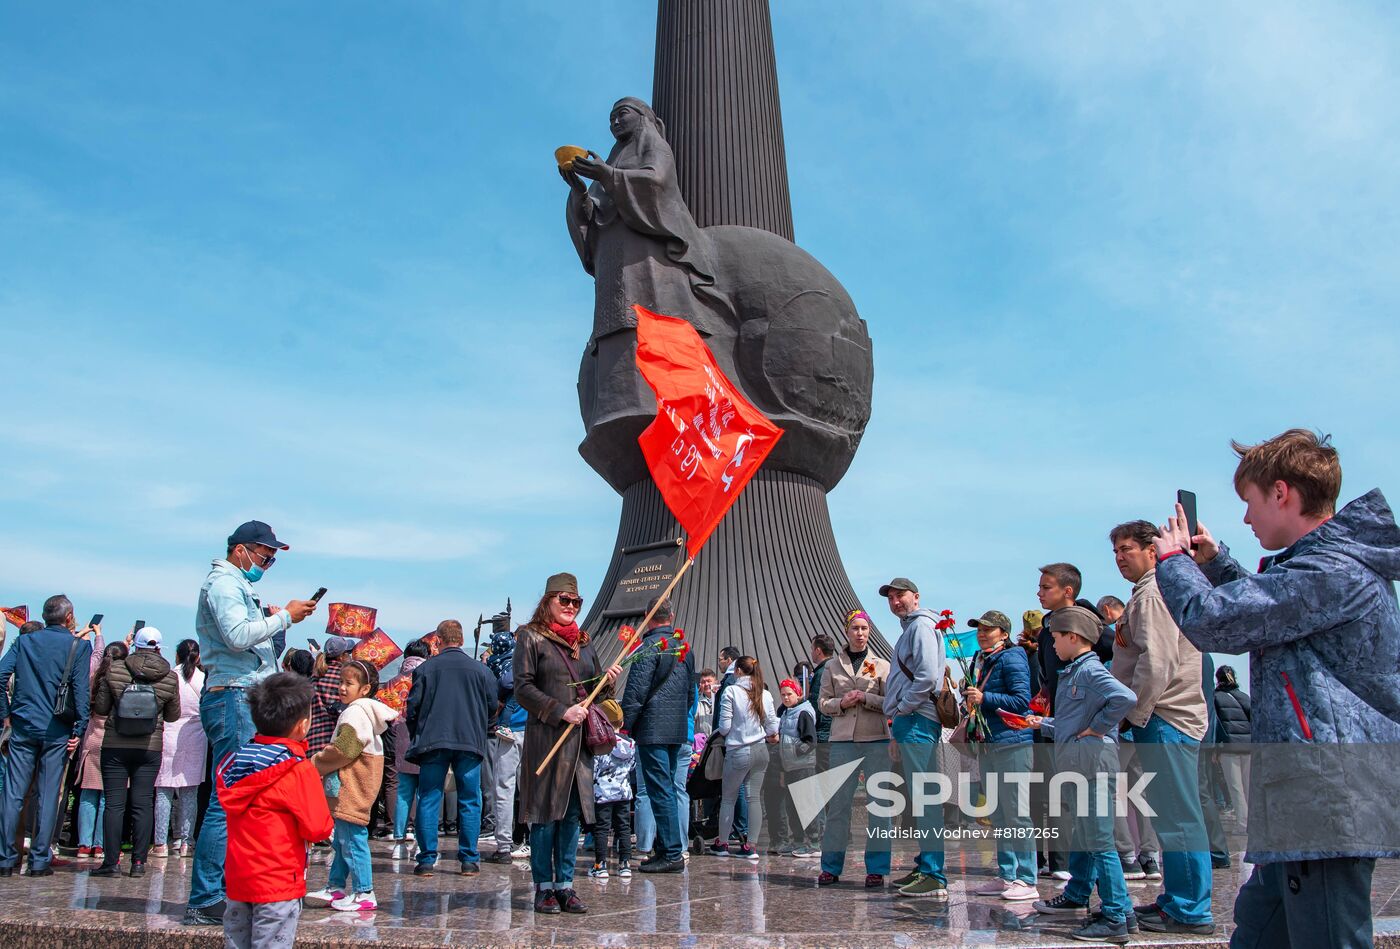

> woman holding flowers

[
  {"left": 961, "top": 610, "right": 1037, "bottom": 901},
  {"left": 514, "top": 572, "right": 621, "bottom": 914},
  {"left": 619, "top": 596, "right": 695, "bottom": 872},
  {"left": 816, "top": 609, "right": 894, "bottom": 887}
]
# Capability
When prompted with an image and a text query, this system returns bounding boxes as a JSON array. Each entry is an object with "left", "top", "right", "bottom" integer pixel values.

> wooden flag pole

[{"left": 534, "top": 555, "right": 695, "bottom": 776}]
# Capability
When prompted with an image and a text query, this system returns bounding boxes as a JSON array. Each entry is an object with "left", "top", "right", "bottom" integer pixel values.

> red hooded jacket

[{"left": 217, "top": 735, "right": 334, "bottom": 903}]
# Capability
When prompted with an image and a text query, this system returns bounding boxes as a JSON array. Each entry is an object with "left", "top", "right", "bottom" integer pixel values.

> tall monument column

[{"left": 567, "top": 0, "right": 883, "bottom": 677}]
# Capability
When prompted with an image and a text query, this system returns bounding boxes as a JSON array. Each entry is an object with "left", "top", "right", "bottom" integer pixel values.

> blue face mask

[{"left": 242, "top": 563, "right": 265, "bottom": 583}]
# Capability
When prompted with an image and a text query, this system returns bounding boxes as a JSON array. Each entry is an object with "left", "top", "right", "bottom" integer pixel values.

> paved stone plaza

[{"left": 1, "top": 836, "right": 1398, "bottom": 947}]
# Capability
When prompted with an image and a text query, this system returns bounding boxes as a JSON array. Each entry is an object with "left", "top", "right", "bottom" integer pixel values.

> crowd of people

[{"left": 0, "top": 428, "right": 1394, "bottom": 949}]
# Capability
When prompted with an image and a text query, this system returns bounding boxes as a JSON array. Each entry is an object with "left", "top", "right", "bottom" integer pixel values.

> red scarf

[{"left": 549, "top": 621, "right": 581, "bottom": 648}]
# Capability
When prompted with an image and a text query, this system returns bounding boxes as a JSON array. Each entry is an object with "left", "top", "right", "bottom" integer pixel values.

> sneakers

[
  {"left": 413, "top": 862, "right": 435, "bottom": 876},
  {"left": 303, "top": 888, "right": 346, "bottom": 908},
  {"left": 864, "top": 873, "right": 885, "bottom": 888},
  {"left": 149, "top": 845, "right": 169, "bottom": 859},
  {"left": 1034, "top": 893, "right": 1090, "bottom": 915},
  {"left": 617, "top": 860, "right": 632, "bottom": 879},
  {"left": 557, "top": 887, "right": 587, "bottom": 914},
  {"left": 330, "top": 891, "right": 377, "bottom": 912},
  {"left": 459, "top": 862, "right": 480, "bottom": 875},
  {"left": 1139, "top": 855, "right": 1162, "bottom": 880},
  {"left": 892, "top": 869, "right": 921, "bottom": 888},
  {"left": 974, "top": 879, "right": 1012, "bottom": 896},
  {"left": 1136, "top": 907, "right": 1216, "bottom": 935},
  {"left": 91, "top": 847, "right": 104, "bottom": 862},
  {"left": 736, "top": 844, "right": 758, "bottom": 861},
  {"left": 707, "top": 840, "right": 729, "bottom": 857},
  {"left": 1001, "top": 880, "right": 1039, "bottom": 901},
  {"left": 389, "top": 840, "right": 414, "bottom": 860},
  {"left": 792, "top": 846, "right": 819, "bottom": 857},
  {"left": 896, "top": 874, "right": 949, "bottom": 900},
  {"left": 588, "top": 862, "right": 609, "bottom": 879},
  {"left": 1069, "top": 914, "right": 1130, "bottom": 944},
  {"left": 76, "top": 846, "right": 93, "bottom": 860},
  {"left": 510, "top": 843, "right": 531, "bottom": 859},
  {"left": 817, "top": 871, "right": 840, "bottom": 886},
  {"left": 181, "top": 903, "right": 225, "bottom": 926},
  {"left": 1119, "top": 856, "right": 1145, "bottom": 880},
  {"left": 1051, "top": 869, "right": 1073, "bottom": 881},
  {"left": 534, "top": 888, "right": 560, "bottom": 914},
  {"left": 638, "top": 857, "right": 685, "bottom": 873}
]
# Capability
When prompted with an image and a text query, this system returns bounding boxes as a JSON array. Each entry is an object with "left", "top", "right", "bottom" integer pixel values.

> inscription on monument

[{"left": 599, "top": 538, "right": 685, "bottom": 617}]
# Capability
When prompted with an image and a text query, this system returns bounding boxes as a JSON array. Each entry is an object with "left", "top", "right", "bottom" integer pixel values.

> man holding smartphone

[{"left": 184, "top": 521, "right": 318, "bottom": 927}]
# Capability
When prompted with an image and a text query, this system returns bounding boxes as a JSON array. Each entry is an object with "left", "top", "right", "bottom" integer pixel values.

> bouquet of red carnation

[{"left": 573, "top": 624, "right": 689, "bottom": 687}]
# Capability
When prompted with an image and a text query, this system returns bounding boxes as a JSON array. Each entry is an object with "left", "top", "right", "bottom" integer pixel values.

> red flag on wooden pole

[{"left": 633, "top": 304, "right": 783, "bottom": 557}]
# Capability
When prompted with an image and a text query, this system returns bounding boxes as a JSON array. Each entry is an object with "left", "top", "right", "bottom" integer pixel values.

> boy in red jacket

[{"left": 218, "top": 672, "right": 334, "bottom": 948}]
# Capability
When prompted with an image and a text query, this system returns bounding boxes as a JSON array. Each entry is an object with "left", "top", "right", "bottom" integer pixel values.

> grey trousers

[
  {"left": 1231, "top": 858, "right": 1374, "bottom": 949},
  {"left": 224, "top": 898, "right": 300, "bottom": 949},
  {"left": 490, "top": 730, "right": 523, "bottom": 850},
  {"left": 718, "top": 742, "right": 770, "bottom": 848},
  {"left": 1114, "top": 741, "right": 1160, "bottom": 861}
]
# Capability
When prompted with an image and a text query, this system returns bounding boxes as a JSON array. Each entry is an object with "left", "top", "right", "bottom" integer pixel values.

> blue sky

[{"left": 3, "top": 2, "right": 1397, "bottom": 677}]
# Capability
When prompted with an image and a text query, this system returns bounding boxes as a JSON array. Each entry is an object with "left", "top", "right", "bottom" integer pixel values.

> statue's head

[{"left": 610, "top": 97, "right": 663, "bottom": 142}]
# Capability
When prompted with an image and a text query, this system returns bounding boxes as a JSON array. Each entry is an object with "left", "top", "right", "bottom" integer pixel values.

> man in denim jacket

[
  {"left": 184, "top": 521, "right": 318, "bottom": 927},
  {"left": 1154, "top": 430, "right": 1400, "bottom": 949}
]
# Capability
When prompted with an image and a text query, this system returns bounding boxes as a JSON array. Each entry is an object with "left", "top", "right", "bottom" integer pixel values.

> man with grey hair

[
  {"left": 1096, "top": 595, "right": 1125, "bottom": 626},
  {"left": 0, "top": 594, "right": 95, "bottom": 876},
  {"left": 620, "top": 597, "right": 695, "bottom": 873}
]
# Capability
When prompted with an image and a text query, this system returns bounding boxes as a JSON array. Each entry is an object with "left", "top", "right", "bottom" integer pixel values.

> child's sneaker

[
  {"left": 588, "top": 861, "right": 609, "bottom": 879},
  {"left": 737, "top": 843, "right": 758, "bottom": 861},
  {"left": 331, "top": 890, "right": 377, "bottom": 912},
  {"left": 304, "top": 888, "right": 345, "bottom": 908},
  {"left": 707, "top": 840, "right": 729, "bottom": 857},
  {"left": 617, "top": 860, "right": 632, "bottom": 879}
]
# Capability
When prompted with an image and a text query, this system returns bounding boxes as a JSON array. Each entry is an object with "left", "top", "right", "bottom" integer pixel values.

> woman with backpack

[
  {"left": 89, "top": 626, "right": 180, "bottom": 877},
  {"left": 151, "top": 639, "right": 207, "bottom": 858},
  {"left": 75, "top": 641, "right": 128, "bottom": 861}
]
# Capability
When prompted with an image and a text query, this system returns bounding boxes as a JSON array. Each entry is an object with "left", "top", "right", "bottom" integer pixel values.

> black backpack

[{"left": 114, "top": 681, "right": 161, "bottom": 737}]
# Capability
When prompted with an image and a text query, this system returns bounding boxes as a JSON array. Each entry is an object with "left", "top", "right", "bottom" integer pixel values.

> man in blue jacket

[
  {"left": 0, "top": 594, "right": 93, "bottom": 876},
  {"left": 621, "top": 597, "right": 695, "bottom": 874},
  {"left": 406, "top": 620, "right": 499, "bottom": 875},
  {"left": 1153, "top": 429, "right": 1400, "bottom": 948},
  {"left": 186, "top": 521, "right": 318, "bottom": 926}
]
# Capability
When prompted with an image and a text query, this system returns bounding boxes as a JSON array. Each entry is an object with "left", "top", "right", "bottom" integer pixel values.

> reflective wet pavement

[{"left": 1, "top": 838, "right": 1399, "bottom": 947}]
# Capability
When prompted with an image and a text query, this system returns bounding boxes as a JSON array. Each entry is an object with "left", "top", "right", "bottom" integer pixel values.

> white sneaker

[
  {"left": 510, "top": 843, "right": 531, "bottom": 858},
  {"left": 1001, "top": 880, "right": 1040, "bottom": 901},
  {"left": 304, "top": 888, "right": 345, "bottom": 908},
  {"left": 975, "top": 879, "right": 1012, "bottom": 896},
  {"left": 331, "top": 890, "right": 377, "bottom": 912},
  {"left": 1051, "top": 870, "right": 1072, "bottom": 881}
]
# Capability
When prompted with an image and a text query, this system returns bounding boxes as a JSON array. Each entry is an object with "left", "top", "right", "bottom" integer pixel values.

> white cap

[{"left": 133, "top": 626, "right": 163, "bottom": 650}]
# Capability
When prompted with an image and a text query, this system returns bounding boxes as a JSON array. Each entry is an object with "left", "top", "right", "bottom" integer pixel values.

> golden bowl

[{"left": 555, "top": 145, "right": 587, "bottom": 171}]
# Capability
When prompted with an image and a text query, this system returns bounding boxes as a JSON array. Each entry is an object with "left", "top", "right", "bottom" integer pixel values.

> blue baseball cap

[{"left": 227, "top": 520, "right": 289, "bottom": 551}]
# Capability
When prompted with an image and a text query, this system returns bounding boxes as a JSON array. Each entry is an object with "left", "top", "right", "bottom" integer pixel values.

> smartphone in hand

[
  {"left": 310, "top": 587, "right": 327, "bottom": 604},
  {"left": 1177, "top": 490, "right": 1199, "bottom": 549},
  {"left": 88, "top": 613, "right": 104, "bottom": 629}
]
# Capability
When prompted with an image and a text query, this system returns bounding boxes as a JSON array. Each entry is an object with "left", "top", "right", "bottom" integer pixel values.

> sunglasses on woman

[{"left": 555, "top": 594, "right": 585, "bottom": 609}]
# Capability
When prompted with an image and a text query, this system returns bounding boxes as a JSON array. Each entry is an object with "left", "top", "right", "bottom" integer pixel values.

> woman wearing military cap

[{"left": 513, "top": 573, "right": 621, "bottom": 915}]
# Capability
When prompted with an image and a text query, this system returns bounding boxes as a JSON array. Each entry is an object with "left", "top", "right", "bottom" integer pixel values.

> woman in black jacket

[{"left": 1213, "top": 665, "right": 1251, "bottom": 831}]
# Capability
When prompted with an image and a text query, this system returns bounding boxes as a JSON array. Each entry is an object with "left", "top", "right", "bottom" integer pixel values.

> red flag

[
  {"left": 2, "top": 606, "right": 28, "bottom": 628},
  {"left": 634, "top": 305, "right": 783, "bottom": 557},
  {"left": 325, "top": 603, "right": 377, "bottom": 639},
  {"left": 353, "top": 628, "right": 403, "bottom": 670}
]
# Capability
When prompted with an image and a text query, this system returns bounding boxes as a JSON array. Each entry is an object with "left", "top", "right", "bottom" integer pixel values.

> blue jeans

[
  {"left": 188, "top": 687, "right": 255, "bottom": 909},
  {"left": 327, "top": 818, "right": 373, "bottom": 893},
  {"left": 393, "top": 772, "right": 420, "bottom": 839},
  {"left": 674, "top": 742, "right": 692, "bottom": 846},
  {"left": 635, "top": 762, "right": 655, "bottom": 852},
  {"left": 986, "top": 742, "right": 1036, "bottom": 885},
  {"left": 78, "top": 788, "right": 105, "bottom": 848},
  {"left": 820, "top": 741, "right": 893, "bottom": 877},
  {"left": 415, "top": 750, "right": 483, "bottom": 867},
  {"left": 637, "top": 743, "right": 683, "bottom": 861},
  {"left": 529, "top": 786, "right": 582, "bottom": 887},
  {"left": 1064, "top": 764, "right": 1131, "bottom": 921},
  {"left": 0, "top": 734, "right": 69, "bottom": 870},
  {"left": 891, "top": 713, "right": 947, "bottom": 883},
  {"left": 1132, "top": 715, "right": 1213, "bottom": 925}
]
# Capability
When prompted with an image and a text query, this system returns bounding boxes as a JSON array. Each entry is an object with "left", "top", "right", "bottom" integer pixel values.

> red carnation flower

[
  {"left": 940, "top": 609, "right": 954, "bottom": 617},
  {"left": 677, "top": 643, "right": 690, "bottom": 661},
  {"left": 673, "top": 629, "right": 686, "bottom": 642},
  {"left": 659, "top": 638, "right": 670, "bottom": 651}
]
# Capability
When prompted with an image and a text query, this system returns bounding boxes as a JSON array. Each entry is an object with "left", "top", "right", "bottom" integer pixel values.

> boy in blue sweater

[{"left": 1028, "top": 606, "right": 1138, "bottom": 945}]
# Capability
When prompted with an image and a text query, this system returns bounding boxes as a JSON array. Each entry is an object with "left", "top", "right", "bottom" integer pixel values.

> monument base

[{"left": 581, "top": 468, "right": 889, "bottom": 677}]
